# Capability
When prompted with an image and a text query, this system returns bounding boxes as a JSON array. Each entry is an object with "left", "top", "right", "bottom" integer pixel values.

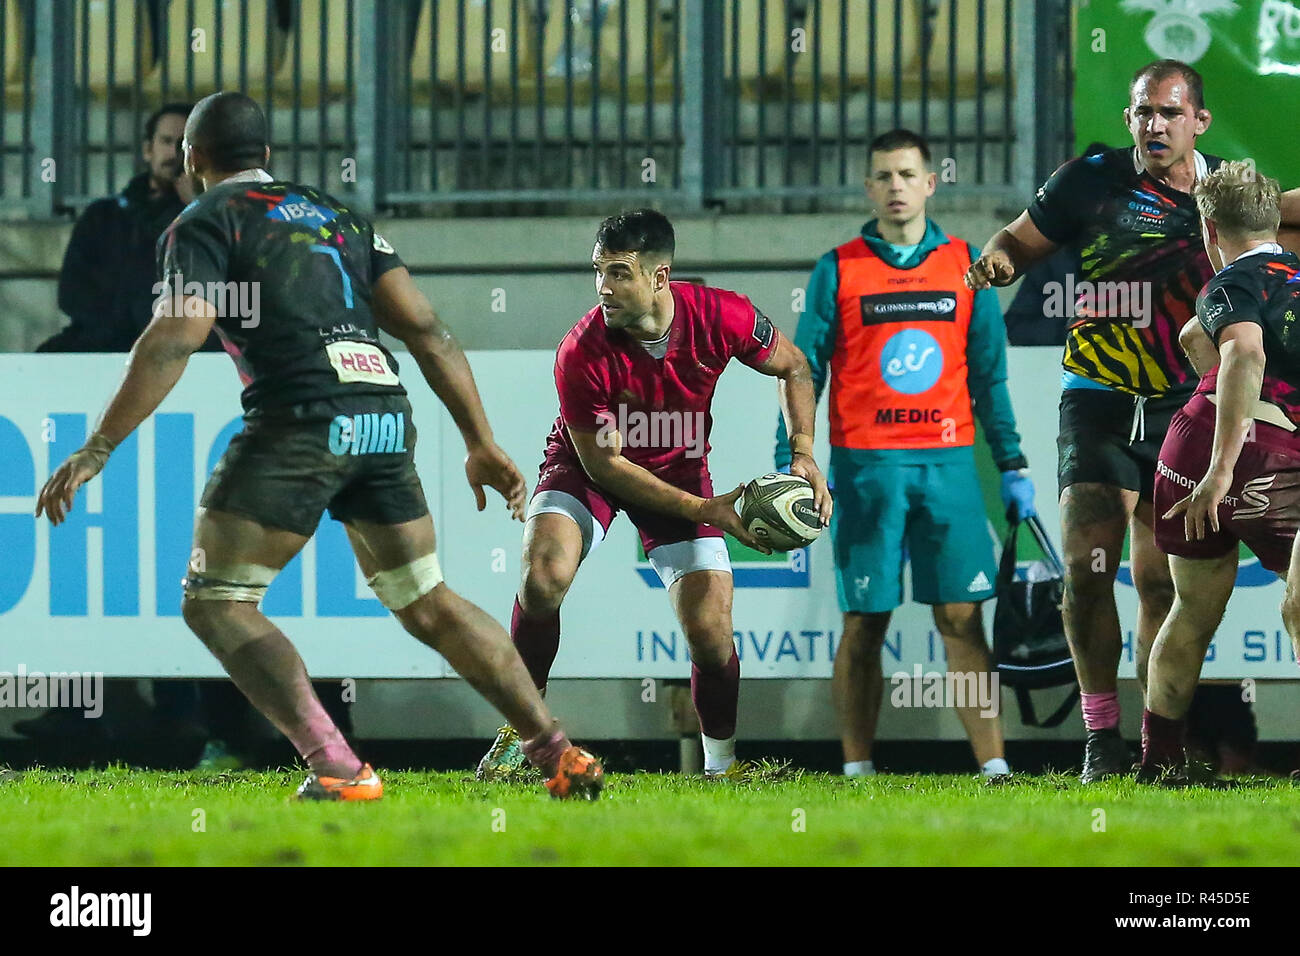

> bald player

[
  {"left": 965, "top": 60, "right": 1224, "bottom": 782},
  {"left": 36, "top": 92, "right": 603, "bottom": 802}
]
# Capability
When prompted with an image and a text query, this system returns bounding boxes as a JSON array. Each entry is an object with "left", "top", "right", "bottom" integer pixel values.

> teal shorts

[{"left": 830, "top": 451, "right": 997, "bottom": 613}]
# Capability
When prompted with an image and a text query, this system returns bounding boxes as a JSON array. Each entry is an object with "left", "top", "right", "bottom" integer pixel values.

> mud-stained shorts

[
  {"left": 200, "top": 394, "right": 429, "bottom": 537},
  {"left": 1057, "top": 387, "right": 1187, "bottom": 501},
  {"left": 1154, "top": 393, "right": 1300, "bottom": 574}
]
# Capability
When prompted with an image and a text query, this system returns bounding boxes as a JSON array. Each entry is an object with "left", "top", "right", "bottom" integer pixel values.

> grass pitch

[{"left": 1, "top": 763, "right": 1297, "bottom": 866}]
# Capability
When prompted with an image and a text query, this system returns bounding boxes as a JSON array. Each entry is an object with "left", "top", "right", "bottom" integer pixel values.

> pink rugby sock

[
  {"left": 522, "top": 724, "right": 572, "bottom": 778},
  {"left": 1080, "top": 691, "right": 1120, "bottom": 731},
  {"left": 220, "top": 633, "right": 363, "bottom": 780}
]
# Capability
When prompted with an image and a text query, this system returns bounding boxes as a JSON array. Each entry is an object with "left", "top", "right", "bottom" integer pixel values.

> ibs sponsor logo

[
  {"left": 265, "top": 193, "right": 339, "bottom": 227},
  {"left": 328, "top": 412, "right": 408, "bottom": 456},
  {"left": 879, "top": 329, "right": 943, "bottom": 395}
]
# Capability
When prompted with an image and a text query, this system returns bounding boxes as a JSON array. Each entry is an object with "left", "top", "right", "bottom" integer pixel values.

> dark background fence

[{"left": 1, "top": 0, "right": 1072, "bottom": 218}]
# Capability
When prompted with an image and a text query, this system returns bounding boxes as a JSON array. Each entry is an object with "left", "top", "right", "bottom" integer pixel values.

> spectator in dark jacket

[
  {"left": 37, "top": 102, "right": 219, "bottom": 353},
  {"left": 19, "top": 103, "right": 230, "bottom": 765}
]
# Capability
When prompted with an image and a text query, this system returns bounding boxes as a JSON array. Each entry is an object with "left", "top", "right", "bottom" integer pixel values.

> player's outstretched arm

[
  {"left": 753, "top": 329, "right": 831, "bottom": 525},
  {"left": 370, "top": 267, "right": 526, "bottom": 519},
  {"left": 1164, "top": 323, "right": 1265, "bottom": 542},
  {"left": 567, "top": 425, "right": 771, "bottom": 553},
  {"left": 964, "top": 212, "right": 1059, "bottom": 290},
  {"left": 36, "top": 294, "right": 216, "bottom": 525}
]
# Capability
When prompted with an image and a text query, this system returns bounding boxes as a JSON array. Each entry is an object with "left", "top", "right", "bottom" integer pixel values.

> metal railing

[
  {"left": 3, "top": 0, "right": 1070, "bottom": 219},
  {"left": 713, "top": 0, "right": 1036, "bottom": 204}
]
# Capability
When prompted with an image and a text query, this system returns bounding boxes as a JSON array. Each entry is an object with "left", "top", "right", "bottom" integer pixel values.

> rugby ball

[{"left": 738, "top": 473, "right": 823, "bottom": 552}]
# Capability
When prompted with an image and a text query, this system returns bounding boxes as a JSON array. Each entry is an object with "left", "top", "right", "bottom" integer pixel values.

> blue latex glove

[{"left": 1000, "top": 469, "right": 1036, "bottom": 522}]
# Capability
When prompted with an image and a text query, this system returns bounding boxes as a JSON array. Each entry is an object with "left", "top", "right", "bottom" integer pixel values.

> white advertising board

[{"left": 0, "top": 351, "right": 1293, "bottom": 678}]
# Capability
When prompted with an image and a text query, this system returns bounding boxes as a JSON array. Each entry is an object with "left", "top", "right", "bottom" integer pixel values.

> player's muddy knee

[
  {"left": 393, "top": 586, "right": 456, "bottom": 647},
  {"left": 181, "top": 596, "right": 241, "bottom": 643},
  {"left": 1133, "top": 570, "right": 1175, "bottom": 618},
  {"left": 1062, "top": 555, "right": 1118, "bottom": 610}
]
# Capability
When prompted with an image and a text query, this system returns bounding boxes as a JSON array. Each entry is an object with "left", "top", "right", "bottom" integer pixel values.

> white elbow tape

[{"left": 367, "top": 552, "right": 444, "bottom": 610}]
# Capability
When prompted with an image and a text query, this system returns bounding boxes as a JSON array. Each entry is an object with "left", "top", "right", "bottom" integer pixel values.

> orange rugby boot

[{"left": 295, "top": 763, "right": 384, "bottom": 801}]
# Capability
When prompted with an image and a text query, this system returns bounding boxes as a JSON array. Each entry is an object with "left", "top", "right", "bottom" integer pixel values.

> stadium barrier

[
  {"left": 2, "top": 0, "right": 1071, "bottom": 217},
  {"left": 2, "top": 350, "right": 1295, "bottom": 679}
]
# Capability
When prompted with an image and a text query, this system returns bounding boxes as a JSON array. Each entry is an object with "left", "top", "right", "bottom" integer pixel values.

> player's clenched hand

[
  {"left": 36, "top": 435, "right": 116, "bottom": 526},
  {"left": 789, "top": 453, "right": 832, "bottom": 526},
  {"left": 963, "top": 250, "right": 1016, "bottom": 290},
  {"left": 465, "top": 442, "right": 528, "bottom": 521},
  {"left": 1163, "top": 468, "right": 1233, "bottom": 542},
  {"left": 697, "top": 484, "right": 772, "bottom": 555}
]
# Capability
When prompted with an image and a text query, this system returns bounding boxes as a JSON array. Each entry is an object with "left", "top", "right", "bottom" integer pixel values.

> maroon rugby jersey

[{"left": 547, "top": 282, "right": 777, "bottom": 475}]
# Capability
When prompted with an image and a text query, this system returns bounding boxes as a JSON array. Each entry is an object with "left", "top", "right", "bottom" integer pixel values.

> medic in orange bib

[{"left": 775, "top": 129, "right": 1034, "bottom": 780}]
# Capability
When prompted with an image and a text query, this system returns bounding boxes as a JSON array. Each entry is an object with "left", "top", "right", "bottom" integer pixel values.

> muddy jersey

[
  {"left": 158, "top": 175, "right": 407, "bottom": 414},
  {"left": 1195, "top": 249, "right": 1300, "bottom": 425},
  {"left": 1028, "top": 147, "right": 1222, "bottom": 398}
]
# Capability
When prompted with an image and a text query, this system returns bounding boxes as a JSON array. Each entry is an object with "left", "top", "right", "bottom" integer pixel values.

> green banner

[{"left": 1075, "top": 0, "right": 1300, "bottom": 185}]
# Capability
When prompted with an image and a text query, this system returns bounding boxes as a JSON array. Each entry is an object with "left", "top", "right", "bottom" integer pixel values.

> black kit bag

[{"left": 992, "top": 514, "right": 1080, "bottom": 728}]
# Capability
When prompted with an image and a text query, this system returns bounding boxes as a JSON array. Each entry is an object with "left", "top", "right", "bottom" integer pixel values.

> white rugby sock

[
  {"left": 844, "top": 759, "right": 876, "bottom": 777},
  {"left": 701, "top": 734, "right": 736, "bottom": 773},
  {"left": 982, "top": 757, "right": 1011, "bottom": 777}
]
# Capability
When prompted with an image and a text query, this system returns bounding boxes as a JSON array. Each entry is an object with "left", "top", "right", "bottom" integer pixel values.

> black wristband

[{"left": 996, "top": 454, "right": 1028, "bottom": 473}]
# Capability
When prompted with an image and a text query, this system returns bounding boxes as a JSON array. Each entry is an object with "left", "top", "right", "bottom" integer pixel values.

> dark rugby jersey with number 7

[
  {"left": 157, "top": 176, "right": 407, "bottom": 413},
  {"left": 1028, "top": 146, "right": 1222, "bottom": 399}
]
